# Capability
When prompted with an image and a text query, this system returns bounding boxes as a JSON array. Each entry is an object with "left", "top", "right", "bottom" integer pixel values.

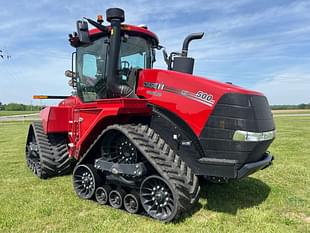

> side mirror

[
  {"left": 76, "top": 20, "right": 90, "bottom": 44},
  {"left": 157, "top": 45, "right": 169, "bottom": 66},
  {"left": 162, "top": 49, "right": 169, "bottom": 65},
  {"left": 65, "top": 70, "right": 76, "bottom": 78},
  {"left": 65, "top": 70, "right": 77, "bottom": 88}
]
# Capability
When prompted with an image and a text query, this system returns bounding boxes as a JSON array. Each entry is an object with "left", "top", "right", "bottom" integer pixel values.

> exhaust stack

[
  {"left": 171, "top": 32, "right": 204, "bottom": 74},
  {"left": 106, "top": 8, "right": 133, "bottom": 98}
]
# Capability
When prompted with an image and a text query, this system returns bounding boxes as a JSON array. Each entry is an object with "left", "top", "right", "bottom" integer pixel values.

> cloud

[
  {"left": 252, "top": 69, "right": 310, "bottom": 104},
  {"left": 0, "top": 55, "right": 71, "bottom": 104}
]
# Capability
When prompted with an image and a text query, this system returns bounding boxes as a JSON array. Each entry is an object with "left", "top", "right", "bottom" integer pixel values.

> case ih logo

[
  {"left": 143, "top": 82, "right": 165, "bottom": 90},
  {"left": 144, "top": 82, "right": 215, "bottom": 107}
]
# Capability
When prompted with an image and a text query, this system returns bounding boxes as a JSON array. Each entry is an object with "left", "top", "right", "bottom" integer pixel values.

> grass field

[
  {"left": 0, "top": 111, "right": 38, "bottom": 117},
  {"left": 272, "top": 109, "right": 310, "bottom": 115},
  {"left": 0, "top": 116, "right": 309, "bottom": 233}
]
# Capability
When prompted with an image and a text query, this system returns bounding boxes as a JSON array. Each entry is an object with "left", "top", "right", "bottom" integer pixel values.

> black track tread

[
  {"left": 48, "top": 134, "right": 72, "bottom": 175},
  {"left": 100, "top": 124, "right": 200, "bottom": 221},
  {"left": 27, "top": 121, "right": 72, "bottom": 179},
  {"left": 31, "top": 121, "right": 56, "bottom": 179}
]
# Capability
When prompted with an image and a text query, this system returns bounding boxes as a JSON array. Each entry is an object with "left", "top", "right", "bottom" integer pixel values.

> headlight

[{"left": 233, "top": 130, "right": 275, "bottom": 142}]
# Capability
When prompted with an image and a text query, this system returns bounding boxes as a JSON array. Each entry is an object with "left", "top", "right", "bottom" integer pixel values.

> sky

[{"left": 0, "top": 0, "right": 309, "bottom": 105}]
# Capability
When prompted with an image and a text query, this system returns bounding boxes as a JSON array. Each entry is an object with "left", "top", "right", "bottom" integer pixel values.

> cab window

[
  {"left": 120, "top": 36, "right": 152, "bottom": 69},
  {"left": 76, "top": 37, "right": 108, "bottom": 101},
  {"left": 82, "top": 54, "right": 97, "bottom": 77}
]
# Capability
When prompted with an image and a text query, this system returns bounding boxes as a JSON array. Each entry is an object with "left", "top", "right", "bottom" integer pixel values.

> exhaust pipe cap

[{"left": 106, "top": 8, "right": 125, "bottom": 23}]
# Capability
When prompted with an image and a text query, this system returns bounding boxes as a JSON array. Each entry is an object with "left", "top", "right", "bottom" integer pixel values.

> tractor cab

[
  {"left": 67, "top": 9, "right": 158, "bottom": 102},
  {"left": 67, "top": 8, "right": 204, "bottom": 102}
]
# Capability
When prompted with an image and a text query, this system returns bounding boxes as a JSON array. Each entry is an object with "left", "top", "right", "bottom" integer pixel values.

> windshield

[
  {"left": 120, "top": 36, "right": 153, "bottom": 69},
  {"left": 76, "top": 35, "right": 153, "bottom": 102}
]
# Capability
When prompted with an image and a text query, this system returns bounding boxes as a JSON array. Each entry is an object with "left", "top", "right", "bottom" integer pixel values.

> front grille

[{"left": 199, "top": 93, "right": 275, "bottom": 164}]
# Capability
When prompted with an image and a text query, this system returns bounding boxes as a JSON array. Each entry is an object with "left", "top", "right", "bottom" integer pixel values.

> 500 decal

[
  {"left": 195, "top": 91, "right": 215, "bottom": 105},
  {"left": 143, "top": 81, "right": 215, "bottom": 107}
]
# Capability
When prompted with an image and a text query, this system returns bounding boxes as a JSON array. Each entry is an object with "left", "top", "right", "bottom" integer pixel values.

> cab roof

[{"left": 88, "top": 24, "right": 159, "bottom": 46}]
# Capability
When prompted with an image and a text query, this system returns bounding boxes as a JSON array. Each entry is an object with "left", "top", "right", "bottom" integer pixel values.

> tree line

[
  {"left": 0, "top": 102, "right": 43, "bottom": 111},
  {"left": 0, "top": 101, "right": 309, "bottom": 111},
  {"left": 271, "top": 103, "right": 310, "bottom": 110}
]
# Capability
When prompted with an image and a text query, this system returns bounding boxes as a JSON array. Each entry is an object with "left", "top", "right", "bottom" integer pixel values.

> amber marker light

[
  {"left": 97, "top": 15, "right": 103, "bottom": 24},
  {"left": 33, "top": 95, "right": 49, "bottom": 99}
]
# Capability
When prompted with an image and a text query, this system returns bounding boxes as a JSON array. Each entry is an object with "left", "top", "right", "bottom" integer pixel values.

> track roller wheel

[
  {"left": 73, "top": 164, "right": 100, "bottom": 199},
  {"left": 34, "top": 162, "right": 42, "bottom": 177},
  {"left": 109, "top": 188, "right": 126, "bottom": 209},
  {"left": 124, "top": 192, "right": 140, "bottom": 214},
  {"left": 140, "top": 175, "right": 177, "bottom": 222},
  {"left": 95, "top": 185, "right": 112, "bottom": 205}
]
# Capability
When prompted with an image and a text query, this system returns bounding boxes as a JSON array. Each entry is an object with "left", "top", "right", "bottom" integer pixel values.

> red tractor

[{"left": 26, "top": 8, "right": 275, "bottom": 221}]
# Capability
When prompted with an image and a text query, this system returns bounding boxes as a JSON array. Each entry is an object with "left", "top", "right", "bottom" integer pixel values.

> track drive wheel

[
  {"left": 140, "top": 175, "right": 177, "bottom": 221},
  {"left": 73, "top": 164, "right": 100, "bottom": 199}
]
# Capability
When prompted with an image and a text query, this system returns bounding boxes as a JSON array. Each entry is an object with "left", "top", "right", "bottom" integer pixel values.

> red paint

[
  {"left": 40, "top": 67, "right": 264, "bottom": 159},
  {"left": 136, "top": 69, "right": 262, "bottom": 136},
  {"left": 89, "top": 24, "right": 158, "bottom": 43},
  {"left": 40, "top": 106, "right": 71, "bottom": 133},
  {"left": 41, "top": 97, "right": 151, "bottom": 159},
  {"left": 39, "top": 25, "right": 266, "bottom": 161}
]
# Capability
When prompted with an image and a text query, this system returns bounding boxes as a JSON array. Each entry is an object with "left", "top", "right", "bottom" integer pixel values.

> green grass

[
  {"left": 272, "top": 109, "right": 310, "bottom": 115},
  {"left": 0, "top": 117, "right": 309, "bottom": 233},
  {"left": 0, "top": 111, "right": 38, "bottom": 117}
]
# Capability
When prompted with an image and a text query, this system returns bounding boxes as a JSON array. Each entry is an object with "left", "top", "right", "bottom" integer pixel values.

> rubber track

[
  {"left": 83, "top": 124, "right": 200, "bottom": 220},
  {"left": 30, "top": 121, "right": 71, "bottom": 179},
  {"left": 49, "top": 134, "right": 72, "bottom": 176}
]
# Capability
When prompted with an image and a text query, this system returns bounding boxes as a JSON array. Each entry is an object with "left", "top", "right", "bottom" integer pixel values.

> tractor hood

[
  {"left": 136, "top": 68, "right": 262, "bottom": 105},
  {"left": 136, "top": 69, "right": 268, "bottom": 136}
]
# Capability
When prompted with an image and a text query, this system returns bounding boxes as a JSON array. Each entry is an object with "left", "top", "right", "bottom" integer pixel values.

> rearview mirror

[
  {"left": 65, "top": 70, "right": 76, "bottom": 78},
  {"left": 65, "top": 70, "right": 77, "bottom": 88},
  {"left": 77, "top": 20, "right": 90, "bottom": 44}
]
